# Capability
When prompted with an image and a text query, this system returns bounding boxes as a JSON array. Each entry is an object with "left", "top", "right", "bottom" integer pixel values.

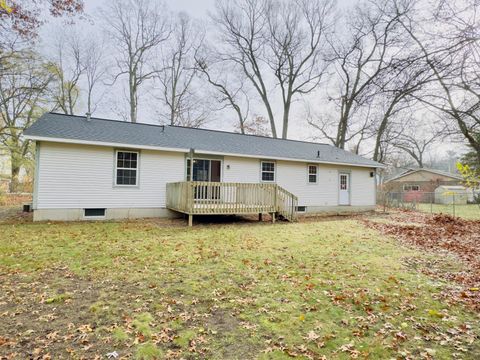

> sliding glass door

[
  {"left": 187, "top": 159, "right": 221, "bottom": 182},
  {"left": 187, "top": 159, "right": 222, "bottom": 200}
]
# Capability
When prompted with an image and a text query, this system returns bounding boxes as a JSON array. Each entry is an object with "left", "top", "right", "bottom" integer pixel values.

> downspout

[{"left": 33, "top": 142, "right": 40, "bottom": 210}]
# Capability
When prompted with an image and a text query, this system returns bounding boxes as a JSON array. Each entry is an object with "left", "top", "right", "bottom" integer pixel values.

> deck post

[
  {"left": 271, "top": 212, "right": 275, "bottom": 223},
  {"left": 188, "top": 214, "right": 193, "bottom": 227},
  {"left": 273, "top": 184, "right": 278, "bottom": 212},
  {"left": 258, "top": 213, "right": 263, "bottom": 221}
]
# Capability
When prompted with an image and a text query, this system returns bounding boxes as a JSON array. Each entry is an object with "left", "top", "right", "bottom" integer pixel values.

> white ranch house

[{"left": 24, "top": 113, "right": 383, "bottom": 224}]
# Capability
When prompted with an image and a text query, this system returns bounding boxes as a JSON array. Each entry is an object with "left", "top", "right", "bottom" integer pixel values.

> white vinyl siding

[
  {"left": 276, "top": 161, "right": 337, "bottom": 206},
  {"left": 36, "top": 143, "right": 376, "bottom": 211},
  {"left": 222, "top": 157, "right": 376, "bottom": 207},
  {"left": 350, "top": 168, "right": 376, "bottom": 206},
  {"left": 36, "top": 142, "right": 184, "bottom": 209},
  {"left": 223, "top": 157, "right": 260, "bottom": 182}
]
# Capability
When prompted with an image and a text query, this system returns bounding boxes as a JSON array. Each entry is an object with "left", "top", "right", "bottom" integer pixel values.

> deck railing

[{"left": 166, "top": 181, "right": 298, "bottom": 223}]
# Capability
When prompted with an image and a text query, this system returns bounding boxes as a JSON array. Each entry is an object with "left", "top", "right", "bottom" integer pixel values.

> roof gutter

[
  {"left": 197, "top": 149, "right": 385, "bottom": 168},
  {"left": 23, "top": 135, "right": 190, "bottom": 154},
  {"left": 24, "top": 135, "right": 385, "bottom": 169}
]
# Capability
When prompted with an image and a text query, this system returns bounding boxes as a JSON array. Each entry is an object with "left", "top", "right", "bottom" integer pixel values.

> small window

[
  {"left": 84, "top": 208, "right": 105, "bottom": 217},
  {"left": 261, "top": 161, "right": 275, "bottom": 182},
  {"left": 296, "top": 206, "right": 306, "bottom": 212},
  {"left": 308, "top": 165, "right": 318, "bottom": 183},
  {"left": 115, "top": 151, "right": 138, "bottom": 186},
  {"left": 403, "top": 184, "right": 420, "bottom": 191}
]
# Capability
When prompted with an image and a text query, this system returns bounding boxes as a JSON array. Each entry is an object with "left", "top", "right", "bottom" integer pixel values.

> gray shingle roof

[
  {"left": 385, "top": 168, "right": 462, "bottom": 182},
  {"left": 24, "top": 113, "right": 383, "bottom": 168}
]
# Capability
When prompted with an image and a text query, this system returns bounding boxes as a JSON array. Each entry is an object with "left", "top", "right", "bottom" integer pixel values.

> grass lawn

[
  {"left": 1, "top": 217, "right": 479, "bottom": 359},
  {"left": 417, "top": 203, "right": 480, "bottom": 220}
]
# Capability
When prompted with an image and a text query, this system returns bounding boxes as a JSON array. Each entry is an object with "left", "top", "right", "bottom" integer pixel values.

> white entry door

[{"left": 339, "top": 173, "right": 350, "bottom": 205}]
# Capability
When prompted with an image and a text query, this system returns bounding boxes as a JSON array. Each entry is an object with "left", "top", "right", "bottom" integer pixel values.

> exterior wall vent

[{"left": 84, "top": 208, "right": 106, "bottom": 217}]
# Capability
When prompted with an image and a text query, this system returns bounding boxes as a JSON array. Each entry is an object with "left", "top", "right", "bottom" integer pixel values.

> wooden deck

[{"left": 166, "top": 181, "right": 298, "bottom": 226}]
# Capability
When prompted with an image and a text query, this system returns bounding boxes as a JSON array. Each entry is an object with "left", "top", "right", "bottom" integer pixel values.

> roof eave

[
  {"left": 24, "top": 135, "right": 385, "bottom": 169},
  {"left": 384, "top": 168, "right": 463, "bottom": 182}
]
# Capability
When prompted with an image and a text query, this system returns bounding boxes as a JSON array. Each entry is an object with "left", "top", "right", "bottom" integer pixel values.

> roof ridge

[
  {"left": 168, "top": 124, "right": 330, "bottom": 146},
  {"left": 386, "top": 167, "right": 462, "bottom": 182},
  {"left": 49, "top": 112, "right": 331, "bottom": 147}
]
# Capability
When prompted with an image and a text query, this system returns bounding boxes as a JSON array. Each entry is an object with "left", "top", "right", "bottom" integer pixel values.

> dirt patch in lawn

[
  {"left": 0, "top": 206, "right": 32, "bottom": 223},
  {"left": 0, "top": 267, "right": 130, "bottom": 359},
  {"left": 363, "top": 210, "right": 480, "bottom": 310},
  {"left": 0, "top": 266, "right": 252, "bottom": 359}
]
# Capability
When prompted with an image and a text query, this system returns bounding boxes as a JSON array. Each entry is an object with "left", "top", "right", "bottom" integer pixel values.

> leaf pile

[{"left": 365, "top": 212, "right": 480, "bottom": 309}]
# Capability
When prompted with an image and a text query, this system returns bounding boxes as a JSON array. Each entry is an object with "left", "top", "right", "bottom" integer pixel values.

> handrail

[{"left": 166, "top": 181, "right": 298, "bottom": 221}]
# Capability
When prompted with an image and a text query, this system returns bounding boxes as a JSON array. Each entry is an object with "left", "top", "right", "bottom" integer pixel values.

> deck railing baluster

[{"left": 165, "top": 181, "right": 297, "bottom": 222}]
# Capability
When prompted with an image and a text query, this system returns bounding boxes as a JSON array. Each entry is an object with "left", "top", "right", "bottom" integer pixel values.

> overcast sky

[
  {"left": 84, "top": 0, "right": 215, "bottom": 16},
  {"left": 85, "top": 0, "right": 355, "bottom": 15},
  {"left": 62, "top": 0, "right": 463, "bottom": 160}
]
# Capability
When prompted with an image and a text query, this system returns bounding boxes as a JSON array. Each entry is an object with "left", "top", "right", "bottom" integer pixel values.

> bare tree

[
  {"left": 84, "top": 39, "right": 108, "bottom": 115},
  {"left": 392, "top": 118, "right": 444, "bottom": 168},
  {"left": 212, "top": 0, "right": 277, "bottom": 136},
  {"left": 212, "top": 0, "right": 334, "bottom": 139},
  {"left": 371, "top": 58, "right": 434, "bottom": 162},
  {"left": 102, "top": 0, "right": 170, "bottom": 123},
  {"left": 0, "top": 50, "right": 52, "bottom": 192},
  {"left": 398, "top": 0, "right": 480, "bottom": 160},
  {"left": 311, "top": 0, "right": 413, "bottom": 149},
  {"left": 265, "top": 0, "right": 334, "bottom": 138},
  {"left": 196, "top": 50, "right": 251, "bottom": 133},
  {"left": 155, "top": 12, "right": 208, "bottom": 127},
  {"left": 49, "top": 30, "right": 86, "bottom": 115}
]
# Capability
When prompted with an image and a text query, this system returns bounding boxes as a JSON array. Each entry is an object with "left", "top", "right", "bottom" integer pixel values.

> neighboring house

[
  {"left": 384, "top": 168, "right": 463, "bottom": 193},
  {"left": 24, "top": 113, "right": 383, "bottom": 223}
]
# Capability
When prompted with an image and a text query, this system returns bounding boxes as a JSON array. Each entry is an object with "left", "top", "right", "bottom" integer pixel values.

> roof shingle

[{"left": 24, "top": 113, "right": 383, "bottom": 168}]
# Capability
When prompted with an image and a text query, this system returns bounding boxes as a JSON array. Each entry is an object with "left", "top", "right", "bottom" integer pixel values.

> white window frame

[
  {"left": 115, "top": 150, "right": 139, "bottom": 187},
  {"left": 307, "top": 164, "right": 318, "bottom": 184},
  {"left": 185, "top": 157, "right": 223, "bottom": 182},
  {"left": 403, "top": 184, "right": 420, "bottom": 191},
  {"left": 260, "top": 161, "right": 276, "bottom": 182}
]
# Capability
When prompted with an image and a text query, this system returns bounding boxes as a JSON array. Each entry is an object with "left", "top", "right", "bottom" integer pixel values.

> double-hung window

[
  {"left": 261, "top": 161, "right": 275, "bottom": 182},
  {"left": 115, "top": 150, "right": 138, "bottom": 186},
  {"left": 403, "top": 184, "right": 419, "bottom": 191},
  {"left": 308, "top": 165, "right": 318, "bottom": 183}
]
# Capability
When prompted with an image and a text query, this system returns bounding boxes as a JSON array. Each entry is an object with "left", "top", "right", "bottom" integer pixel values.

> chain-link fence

[{"left": 377, "top": 191, "right": 480, "bottom": 220}]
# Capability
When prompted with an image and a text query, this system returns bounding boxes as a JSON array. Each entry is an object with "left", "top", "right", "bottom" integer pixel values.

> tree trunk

[
  {"left": 336, "top": 114, "right": 347, "bottom": 149},
  {"left": 129, "top": 74, "right": 137, "bottom": 123},
  {"left": 9, "top": 164, "right": 20, "bottom": 193},
  {"left": 281, "top": 99, "right": 291, "bottom": 139},
  {"left": 265, "top": 103, "right": 277, "bottom": 138},
  {"left": 373, "top": 108, "right": 393, "bottom": 162}
]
